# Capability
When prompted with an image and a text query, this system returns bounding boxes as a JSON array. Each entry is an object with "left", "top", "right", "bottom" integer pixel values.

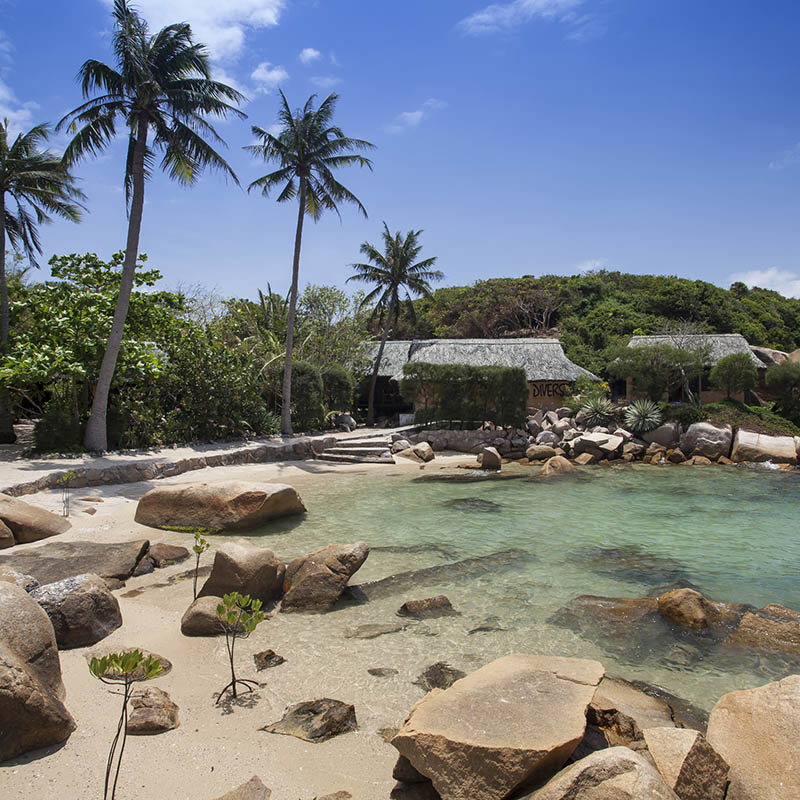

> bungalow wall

[
  {"left": 624, "top": 376, "right": 745, "bottom": 405},
  {"left": 528, "top": 381, "right": 571, "bottom": 410}
]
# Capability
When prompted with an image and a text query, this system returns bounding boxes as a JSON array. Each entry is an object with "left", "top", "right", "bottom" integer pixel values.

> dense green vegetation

[{"left": 390, "top": 272, "right": 800, "bottom": 375}]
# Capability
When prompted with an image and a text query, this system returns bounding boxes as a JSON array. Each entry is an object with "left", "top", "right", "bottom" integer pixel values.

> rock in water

[
  {"left": 281, "top": 542, "right": 369, "bottom": 612},
  {"left": 126, "top": 686, "right": 179, "bottom": 735},
  {"left": 345, "top": 622, "right": 406, "bottom": 639},
  {"left": 412, "top": 662, "right": 466, "bottom": 692},
  {"left": 539, "top": 456, "right": 575, "bottom": 477},
  {"left": 443, "top": 498, "right": 501, "bottom": 513},
  {"left": 0, "top": 583, "right": 75, "bottom": 761},
  {"left": 197, "top": 543, "right": 285, "bottom": 604},
  {"left": 391, "top": 654, "right": 605, "bottom": 800},
  {"left": 253, "top": 649, "right": 285, "bottom": 670},
  {"left": 134, "top": 481, "right": 306, "bottom": 531},
  {"left": 31, "top": 573, "right": 122, "bottom": 649},
  {"left": 262, "top": 698, "right": 357, "bottom": 742},
  {"left": 212, "top": 776, "right": 271, "bottom": 800},
  {"left": 730, "top": 430, "right": 797, "bottom": 464},
  {"left": 0, "top": 493, "right": 71, "bottom": 545},
  {"left": 706, "top": 674, "right": 800, "bottom": 800},
  {"left": 398, "top": 595, "right": 458, "bottom": 618},
  {"left": 724, "top": 609, "right": 800, "bottom": 656},
  {"left": 0, "top": 539, "right": 150, "bottom": 584},
  {"left": 642, "top": 727, "right": 728, "bottom": 800},
  {"left": 522, "top": 746, "right": 679, "bottom": 799},
  {"left": 656, "top": 588, "right": 742, "bottom": 632}
]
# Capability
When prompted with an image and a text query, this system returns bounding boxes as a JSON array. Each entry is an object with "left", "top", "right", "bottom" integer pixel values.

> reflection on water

[{"left": 231, "top": 463, "right": 800, "bottom": 712}]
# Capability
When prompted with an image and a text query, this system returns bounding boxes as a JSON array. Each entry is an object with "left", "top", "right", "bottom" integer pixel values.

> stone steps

[
  {"left": 324, "top": 446, "right": 391, "bottom": 457},
  {"left": 316, "top": 452, "right": 395, "bottom": 465}
]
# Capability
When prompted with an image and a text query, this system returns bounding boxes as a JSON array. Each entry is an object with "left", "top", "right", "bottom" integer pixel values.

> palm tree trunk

[
  {"left": 367, "top": 299, "right": 395, "bottom": 427},
  {"left": 0, "top": 195, "right": 16, "bottom": 443},
  {"left": 280, "top": 181, "right": 307, "bottom": 436},
  {"left": 83, "top": 123, "right": 148, "bottom": 451}
]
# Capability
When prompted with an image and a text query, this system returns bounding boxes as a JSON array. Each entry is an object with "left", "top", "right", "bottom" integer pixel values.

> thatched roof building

[
  {"left": 627, "top": 334, "right": 767, "bottom": 368},
  {"left": 373, "top": 339, "right": 598, "bottom": 382}
]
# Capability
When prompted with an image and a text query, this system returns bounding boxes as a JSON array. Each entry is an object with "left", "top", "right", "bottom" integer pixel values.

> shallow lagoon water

[{"left": 235, "top": 463, "right": 800, "bottom": 715}]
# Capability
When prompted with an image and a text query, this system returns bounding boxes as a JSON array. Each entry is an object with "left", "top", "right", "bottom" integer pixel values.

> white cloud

[
  {"left": 577, "top": 258, "right": 608, "bottom": 272},
  {"left": 458, "top": 0, "right": 588, "bottom": 36},
  {"left": 99, "top": 0, "right": 285, "bottom": 60},
  {"left": 299, "top": 47, "right": 321, "bottom": 64},
  {"left": 728, "top": 268, "right": 800, "bottom": 298},
  {"left": 250, "top": 61, "right": 289, "bottom": 94},
  {"left": 0, "top": 77, "right": 37, "bottom": 137},
  {"left": 310, "top": 75, "right": 342, "bottom": 89},
  {"left": 385, "top": 98, "right": 446, "bottom": 134},
  {"left": 769, "top": 142, "right": 800, "bottom": 171}
]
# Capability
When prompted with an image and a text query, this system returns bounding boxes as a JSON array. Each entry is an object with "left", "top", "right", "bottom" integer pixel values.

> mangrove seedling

[
  {"left": 215, "top": 591, "right": 265, "bottom": 703},
  {"left": 192, "top": 531, "right": 210, "bottom": 600},
  {"left": 89, "top": 649, "right": 163, "bottom": 800}
]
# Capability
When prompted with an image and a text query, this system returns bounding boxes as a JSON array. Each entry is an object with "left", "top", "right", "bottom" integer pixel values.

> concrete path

[{"left": 0, "top": 425, "right": 417, "bottom": 497}]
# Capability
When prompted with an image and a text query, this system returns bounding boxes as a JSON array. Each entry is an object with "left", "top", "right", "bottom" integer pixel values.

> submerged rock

[
  {"left": 724, "top": 609, "right": 800, "bottom": 656},
  {"left": 707, "top": 674, "right": 800, "bottom": 800},
  {"left": 577, "top": 545, "right": 691, "bottom": 586},
  {"left": 412, "top": 662, "right": 466, "bottom": 692},
  {"left": 442, "top": 498, "right": 501, "bottom": 513},
  {"left": 368, "top": 667, "right": 399, "bottom": 678},
  {"left": 262, "top": 698, "right": 357, "bottom": 742},
  {"left": 539, "top": 456, "right": 575, "bottom": 477},
  {"left": 656, "top": 588, "right": 744, "bottom": 632},
  {"left": 135, "top": 481, "right": 306, "bottom": 531},
  {"left": 345, "top": 622, "right": 406, "bottom": 639},
  {"left": 253, "top": 650, "right": 285, "bottom": 670},
  {"left": 398, "top": 595, "right": 458, "bottom": 619},
  {"left": 391, "top": 654, "right": 604, "bottom": 800}
]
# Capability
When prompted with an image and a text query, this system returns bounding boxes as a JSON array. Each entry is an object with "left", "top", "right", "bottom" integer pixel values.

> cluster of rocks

[
  {"left": 407, "top": 410, "right": 800, "bottom": 469},
  {"left": 181, "top": 539, "right": 370, "bottom": 634},
  {"left": 388, "top": 653, "right": 800, "bottom": 800}
]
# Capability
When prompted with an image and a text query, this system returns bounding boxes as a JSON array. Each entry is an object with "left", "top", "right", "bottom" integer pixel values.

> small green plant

[
  {"left": 192, "top": 532, "right": 210, "bottom": 600},
  {"left": 57, "top": 469, "right": 76, "bottom": 517},
  {"left": 580, "top": 395, "right": 616, "bottom": 427},
  {"left": 89, "top": 650, "right": 163, "bottom": 800},
  {"left": 624, "top": 399, "right": 664, "bottom": 434},
  {"left": 215, "top": 592, "right": 266, "bottom": 704}
]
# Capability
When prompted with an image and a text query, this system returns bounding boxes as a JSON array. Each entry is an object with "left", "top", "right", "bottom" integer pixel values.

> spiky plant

[
  {"left": 624, "top": 399, "right": 664, "bottom": 434},
  {"left": 580, "top": 396, "right": 616, "bottom": 427}
]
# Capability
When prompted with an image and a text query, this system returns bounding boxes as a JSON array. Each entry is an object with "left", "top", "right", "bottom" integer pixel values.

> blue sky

[{"left": 2, "top": 0, "right": 800, "bottom": 299}]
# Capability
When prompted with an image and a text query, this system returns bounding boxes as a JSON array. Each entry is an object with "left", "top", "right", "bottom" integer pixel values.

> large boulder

[
  {"left": 0, "top": 539, "right": 150, "bottom": 584},
  {"left": 180, "top": 596, "right": 225, "bottom": 636},
  {"left": 643, "top": 423, "right": 681, "bottom": 449},
  {"left": 0, "top": 644, "right": 76, "bottom": 763},
  {"left": 526, "top": 444, "right": 558, "bottom": 461},
  {"left": 478, "top": 447, "right": 502, "bottom": 471},
  {"left": 679, "top": 423, "right": 732, "bottom": 460},
  {"left": 391, "top": 654, "right": 605, "bottom": 800},
  {"left": 0, "top": 494, "right": 71, "bottom": 545},
  {"left": 281, "top": 542, "right": 369, "bottom": 612},
  {"left": 126, "top": 686, "right": 179, "bottom": 735},
  {"left": 524, "top": 746, "right": 679, "bottom": 799},
  {"left": 198, "top": 543, "right": 285, "bottom": 604},
  {"left": 0, "top": 583, "right": 75, "bottom": 762},
  {"left": 656, "top": 588, "right": 742, "bottom": 632},
  {"left": 724, "top": 609, "right": 800, "bottom": 656},
  {"left": 642, "top": 727, "right": 728, "bottom": 800},
  {"left": 31, "top": 573, "right": 122, "bottom": 649},
  {"left": 134, "top": 481, "right": 306, "bottom": 531},
  {"left": 0, "top": 520, "right": 14, "bottom": 549},
  {"left": 0, "top": 582, "right": 64, "bottom": 697},
  {"left": 707, "top": 674, "right": 800, "bottom": 800},
  {"left": 730, "top": 430, "right": 797, "bottom": 464}
]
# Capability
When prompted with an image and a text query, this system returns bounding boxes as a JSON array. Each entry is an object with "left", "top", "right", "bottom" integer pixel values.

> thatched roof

[
  {"left": 372, "top": 339, "right": 598, "bottom": 382},
  {"left": 627, "top": 334, "right": 767, "bottom": 368}
]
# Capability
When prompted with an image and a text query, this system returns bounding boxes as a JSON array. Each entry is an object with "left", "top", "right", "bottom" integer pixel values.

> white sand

[{"left": 2, "top": 454, "right": 474, "bottom": 800}]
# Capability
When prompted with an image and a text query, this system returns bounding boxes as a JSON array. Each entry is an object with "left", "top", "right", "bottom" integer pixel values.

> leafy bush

[
  {"left": 765, "top": 361, "right": 800, "bottom": 424},
  {"left": 702, "top": 399, "right": 800, "bottom": 436},
  {"left": 399, "top": 362, "right": 528, "bottom": 427},
  {"left": 34, "top": 394, "right": 83, "bottom": 452},
  {"left": 290, "top": 361, "right": 324, "bottom": 431},
  {"left": 580, "top": 395, "right": 616, "bottom": 427},
  {"left": 321, "top": 364, "right": 354, "bottom": 411},
  {"left": 662, "top": 403, "right": 703, "bottom": 427},
  {"left": 709, "top": 353, "right": 758, "bottom": 398},
  {"left": 215, "top": 592, "right": 266, "bottom": 704},
  {"left": 624, "top": 399, "right": 664, "bottom": 434}
]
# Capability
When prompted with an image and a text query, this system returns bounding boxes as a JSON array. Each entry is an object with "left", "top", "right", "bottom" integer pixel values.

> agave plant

[
  {"left": 580, "top": 396, "right": 617, "bottom": 427},
  {"left": 624, "top": 399, "right": 664, "bottom": 434}
]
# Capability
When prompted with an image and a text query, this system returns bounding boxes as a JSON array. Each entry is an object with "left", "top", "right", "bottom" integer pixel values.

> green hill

[{"left": 389, "top": 271, "right": 800, "bottom": 375}]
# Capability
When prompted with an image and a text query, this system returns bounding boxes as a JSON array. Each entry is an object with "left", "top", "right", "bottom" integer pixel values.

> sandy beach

[{"left": 1, "top": 454, "right": 475, "bottom": 800}]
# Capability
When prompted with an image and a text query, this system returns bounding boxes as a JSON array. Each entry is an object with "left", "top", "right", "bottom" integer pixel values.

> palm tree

[
  {"left": 246, "top": 91, "right": 373, "bottom": 435},
  {"left": 0, "top": 120, "right": 84, "bottom": 442},
  {"left": 347, "top": 224, "right": 443, "bottom": 425},
  {"left": 58, "top": 0, "right": 245, "bottom": 451}
]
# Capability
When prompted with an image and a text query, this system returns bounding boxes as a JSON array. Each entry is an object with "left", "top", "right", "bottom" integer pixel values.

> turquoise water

[{"left": 240, "top": 463, "right": 800, "bottom": 712}]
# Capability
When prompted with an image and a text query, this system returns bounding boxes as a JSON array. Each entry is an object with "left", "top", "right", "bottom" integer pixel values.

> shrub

[
  {"left": 580, "top": 396, "right": 616, "bottom": 427},
  {"left": 709, "top": 353, "right": 758, "bottom": 398},
  {"left": 321, "top": 364, "right": 354, "bottom": 411},
  {"left": 765, "top": 361, "right": 800, "bottom": 423},
  {"left": 290, "top": 361, "right": 324, "bottom": 431},
  {"left": 34, "top": 393, "right": 83, "bottom": 452},
  {"left": 662, "top": 403, "right": 703, "bottom": 427},
  {"left": 624, "top": 399, "right": 664, "bottom": 434},
  {"left": 215, "top": 592, "right": 266, "bottom": 704}
]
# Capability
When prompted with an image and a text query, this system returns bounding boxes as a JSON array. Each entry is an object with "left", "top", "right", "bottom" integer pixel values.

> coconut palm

[
  {"left": 0, "top": 120, "right": 84, "bottom": 442},
  {"left": 347, "top": 224, "right": 442, "bottom": 425},
  {"left": 58, "top": 0, "right": 245, "bottom": 451},
  {"left": 246, "top": 91, "right": 374, "bottom": 435}
]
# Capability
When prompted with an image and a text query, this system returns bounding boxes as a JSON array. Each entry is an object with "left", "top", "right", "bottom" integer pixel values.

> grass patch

[{"left": 159, "top": 524, "right": 223, "bottom": 535}]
